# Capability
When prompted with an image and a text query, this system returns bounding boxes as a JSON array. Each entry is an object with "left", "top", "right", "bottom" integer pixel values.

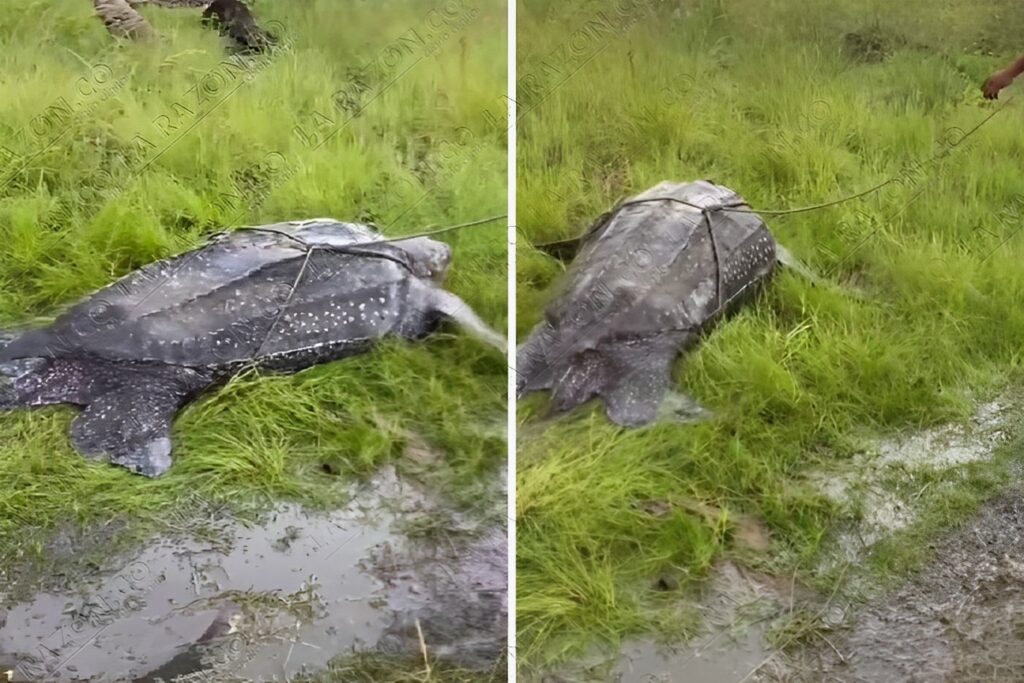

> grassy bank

[
  {"left": 516, "top": 0, "right": 1024, "bottom": 668},
  {"left": 0, "top": 0, "right": 505, "bottom": 606}
]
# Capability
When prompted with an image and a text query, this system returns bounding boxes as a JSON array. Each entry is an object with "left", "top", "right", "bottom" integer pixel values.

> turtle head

[{"left": 399, "top": 237, "right": 453, "bottom": 283}]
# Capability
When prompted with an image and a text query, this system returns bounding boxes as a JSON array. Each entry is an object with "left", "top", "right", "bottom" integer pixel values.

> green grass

[
  {"left": 516, "top": 0, "right": 1024, "bottom": 669},
  {"left": 304, "top": 652, "right": 506, "bottom": 683},
  {"left": 0, "top": 0, "right": 505, "bottom": 609}
]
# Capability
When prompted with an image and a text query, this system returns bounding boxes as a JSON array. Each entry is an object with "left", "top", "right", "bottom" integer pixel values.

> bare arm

[
  {"left": 983, "top": 54, "right": 1024, "bottom": 99},
  {"left": 1006, "top": 55, "right": 1024, "bottom": 78}
]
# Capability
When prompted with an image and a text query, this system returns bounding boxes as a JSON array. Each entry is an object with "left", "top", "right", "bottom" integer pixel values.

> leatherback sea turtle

[
  {"left": 0, "top": 219, "right": 504, "bottom": 477},
  {"left": 517, "top": 179, "right": 813, "bottom": 427}
]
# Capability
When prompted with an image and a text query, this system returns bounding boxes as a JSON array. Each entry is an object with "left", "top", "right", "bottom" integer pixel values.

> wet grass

[
  {"left": 0, "top": 0, "right": 505, "bottom": 643},
  {"left": 849, "top": 415, "right": 1024, "bottom": 586},
  {"left": 306, "top": 652, "right": 506, "bottom": 683},
  {"left": 516, "top": 0, "right": 1024, "bottom": 669}
]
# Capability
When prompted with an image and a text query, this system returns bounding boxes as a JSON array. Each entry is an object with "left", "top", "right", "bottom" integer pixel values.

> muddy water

[
  {"left": 534, "top": 563, "right": 783, "bottom": 683},
  {"left": 0, "top": 467, "right": 507, "bottom": 681},
  {"left": 610, "top": 628, "right": 770, "bottom": 683},
  {"left": 607, "top": 562, "right": 781, "bottom": 683},
  {"left": 602, "top": 490, "right": 1024, "bottom": 683},
  {"left": 374, "top": 526, "right": 507, "bottom": 670}
]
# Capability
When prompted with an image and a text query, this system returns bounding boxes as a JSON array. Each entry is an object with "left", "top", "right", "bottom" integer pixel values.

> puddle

[
  {"left": 610, "top": 628, "right": 769, "bottom": 683},
  {"left": 536, "top": 563, "right": 792, "bottom": 683},
  {"left": 779, "top": 490, "right": 1024, "bottom": 682},
  {"left": 636, "top": 563, "right": 793, "bottom": 683},
  {"left": 373, "top": 526, "right": 508, "bottom": 671},
  {"left": 0, "top": 467, "right": 507, "bottom": 681}
]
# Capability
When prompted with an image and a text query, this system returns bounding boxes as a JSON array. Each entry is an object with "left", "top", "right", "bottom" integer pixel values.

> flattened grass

[{"left": 517, "top": 0, "right": 1024, "bottom": 667}]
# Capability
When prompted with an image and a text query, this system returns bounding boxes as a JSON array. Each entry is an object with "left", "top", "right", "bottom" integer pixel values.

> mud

[
  {"left": 373, "top": 527, "right": 507, "bottom": 671},
  {"left": 0, "top": 467, "right": 506, "bottom": 682},
  {"left": 610, "top": 632, "right": 768, "bottom": 683},
  {"left": 777, "top": 491, "right": 1024, "bottom": 683},
  {"left": 810, "top": 393, "right": 1015, "bottom": 565},
  {"left": 540, "top": 393, "right": 1024, "bottom": 683},
  {"left": 599, "top": 491, "right": 1024, "bottom": 683}
]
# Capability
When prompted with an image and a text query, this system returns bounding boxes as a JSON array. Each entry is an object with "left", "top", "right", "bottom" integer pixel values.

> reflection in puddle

[{"left": 0, "top": 468, "right": 507, "bottom": 682}]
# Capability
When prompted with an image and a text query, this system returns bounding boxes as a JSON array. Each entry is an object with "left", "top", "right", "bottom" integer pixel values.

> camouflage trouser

[
  {"left": 92, "top": 0, "right": 214, "bottom": 41},
  {"left": 92, "top": 0, "right": 156, "bottom": 39},
  {"left": 141, "top": 0, "right": 211, "bottom": 6}
]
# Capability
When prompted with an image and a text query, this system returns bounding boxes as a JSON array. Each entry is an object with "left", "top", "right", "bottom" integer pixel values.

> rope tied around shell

[{"left": 535, "top": 95, "right": 1015, "bottom": 264}]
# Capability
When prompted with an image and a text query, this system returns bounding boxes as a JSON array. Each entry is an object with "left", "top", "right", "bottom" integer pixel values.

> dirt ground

[{"left": 780, "top": 490, "right": 1024, "bottom": 683}]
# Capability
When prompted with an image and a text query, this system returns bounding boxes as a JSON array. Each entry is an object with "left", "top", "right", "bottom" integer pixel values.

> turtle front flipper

[
  {"left": 426, "top": 287, "right": 506, "bottom": 353},
  {"left": 516, "top": 322, "right": 557, "bottom": 397},
  {"left": 776, "top": 243, "right": 868, "bottom": 300},
  {"left": 775, "top": 243, "right": 827, "bottom": 286},
  {"left": 654, "top": 389, "right": 713, "bottom": 424},
  {"left": 69, "top": 381, "right": 191, "bottom": 477},
  {"left": 0, "top": 358, "right": 49, "bottom": 409},
  {"left": 600, "top": 334, "right": 708, "bottom": 427}
]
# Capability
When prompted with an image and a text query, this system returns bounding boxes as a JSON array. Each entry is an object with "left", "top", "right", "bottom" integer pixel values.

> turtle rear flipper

[{"left": 69, "top": 382, "right": 189, "bottom": 477}]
